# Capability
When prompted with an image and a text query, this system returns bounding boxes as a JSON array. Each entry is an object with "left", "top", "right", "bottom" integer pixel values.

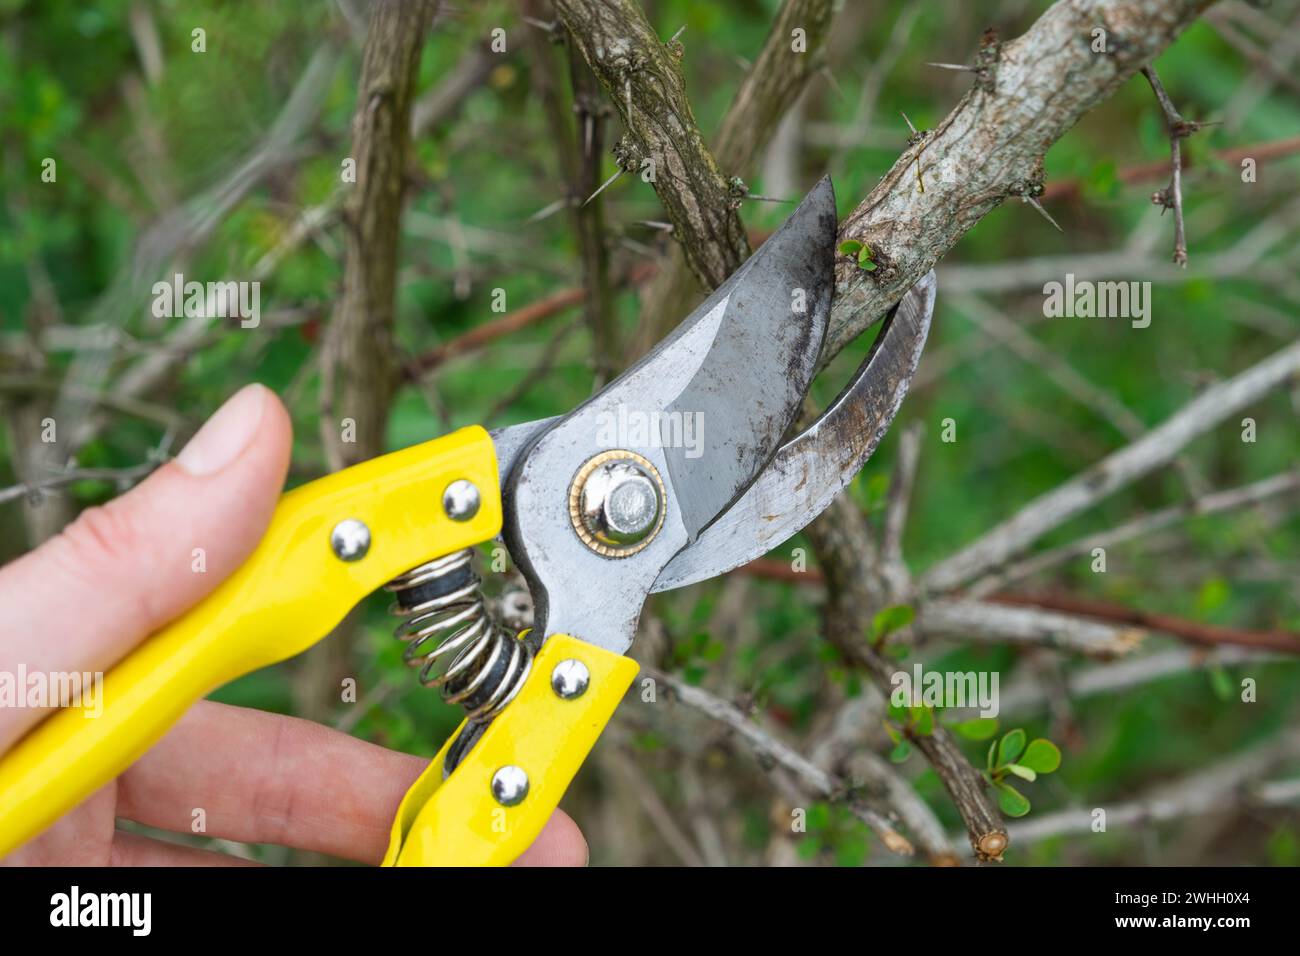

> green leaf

[
  {"left": 986, "top": 740, "right": 998, "bottom": 774},
  {"left": 1208, "top": 666, "right": 1233, "bottom": 702},
  {"left": 796, "top": 835, "right": 822, "bottom": 861},
  {"left": 837, "top": 239, "right": 862, "bottom": 256},
  {"left": 997, "top": 729, "right": 1027, "bottom": 768},
  {"left": 950, "top": 717, "right": 999, "bottom": 741},
  {"left": 859, "top": 256, "right": 878, "bottom": 272},
  {"left": 883, "top": 721, "right": 901, "bottom": 745},
  {"left": 870, "top": 604, "right": 915, "bottom": 640},
  {"left": 1007, "top": 763, "right": 1037, "bottom": 782},
  {"left": 995, "top": 781, "right": 1031, "bottom": 817},
  {"left": 911, "top": 705, "right": 935, "bottom": 736},
  {"left": 889, "top": 740, "right": 912, "bottom": 763},
  {"left": 1020, "top": 738, "right": 1062, "bottom": 774}
]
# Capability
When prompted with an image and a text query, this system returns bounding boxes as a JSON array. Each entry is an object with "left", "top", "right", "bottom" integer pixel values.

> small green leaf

[
  {"left": 883, "top": 721, "right": 901, "bottom": 745},
  {"left": 1208, "top": 666, "right": 1233, "bottom": 702},
  {"left": 911, "top": 706, "right": 935, "bottom": 736},
  {"left": 870, "top": 604, "right": 915, "bottom": 640},
  {"left": 995, "top": 781, "right": 1031, "bottom": 817},
  {"left": 796, "top": 835, "right": 822, "bottom": 860},
  {"left": 998, "top": 729, "right": 1027, "bottom": 768},
  {"left": 1020, "top": 738, "right": 1062, "bottom": 774},
  {"left": 1007, "top": 763, "right": 1037, "bottom": 782},
  {"left": 889, "top": 740, "right": 912, "bottom": 763},
  {"left": 837, "top": 239, "right": 863, "bottom": 256},
  {"left": 950, "top": 717, "right": 999, "bottom": 741},
  {"left": 859, "top": 256, "right": 878, "bottom": 272}
]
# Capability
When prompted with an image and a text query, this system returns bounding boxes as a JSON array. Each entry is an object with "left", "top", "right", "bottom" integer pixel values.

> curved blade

[
  {"left": 652, "top": 270, "right": 936, "bottom": 593},
  {"left": 503, "top": 177, "right": 839, "bottom": 650}
]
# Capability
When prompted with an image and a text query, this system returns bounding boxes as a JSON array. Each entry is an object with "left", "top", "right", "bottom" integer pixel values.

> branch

[
  {"left": 969, "top": 470, "right": 1300, "bottom": 596},
  {"left": 712, "top": 0, "right": 834, "bottom": 175},
  {"left": 649, "top": 667, "right": 916, "bottom": 858},
  {"left": 917, "top": 599, "right": 1144, "bottom": 658},
  {"left": 822, "top": 0, "right": 1217, "bottom": 366},
  {"left": 320, "top": 0, "right": 435, "bottom": 470},
  {"left": 1141, "top": 65, "right": 1208, "bottom": 266},
  {"left": 988, "top": 591, "right": 1300, "bottom": 655},
  {"left": 923, "top": 337, "right": 1300, "bottom": 595},
  {"left": 994, "top": 645, "right": 1281, "bottom": 715},
  {"left": 554, "top": 0, "right": 749, "bottom": 290}
]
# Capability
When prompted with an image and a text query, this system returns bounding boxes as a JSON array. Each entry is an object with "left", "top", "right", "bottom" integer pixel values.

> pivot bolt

[{"left": 569, "top": 450, "right": 666, "bottom": 557}]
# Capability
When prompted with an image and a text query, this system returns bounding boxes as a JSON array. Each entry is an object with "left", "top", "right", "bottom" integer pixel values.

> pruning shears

[{"left": 0, "top": 177, "right": 936, "bottom": 865}]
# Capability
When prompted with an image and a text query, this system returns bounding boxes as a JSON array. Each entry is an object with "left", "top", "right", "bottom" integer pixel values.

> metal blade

[
  {"left": 502, "top": 177, "right": 839, "bottom": 650},
  {"left": 489, "top": 417, "right": 556, "bottom": 489},
  {"left": 652, "top": 270, "right": 936, "bottom": 592},
  {"left": 661, "top": 175, "right": 838, "bottom": 539}
]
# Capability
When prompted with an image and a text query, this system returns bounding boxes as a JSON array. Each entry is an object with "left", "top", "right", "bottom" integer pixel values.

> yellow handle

[
  {"left": 0, "top": 426, "right": 502, "bottom": 858},
  {"left": 384, "top": 634, "right": 637, "bottom": 866}
]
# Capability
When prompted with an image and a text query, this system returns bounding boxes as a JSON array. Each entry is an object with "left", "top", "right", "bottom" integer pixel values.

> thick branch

[
  {"left": 321, "top": 0, "right": 434, "bottom": 470},
  {"left": 555, "top": 0, "right": 749, "bottom": 290},
  {"left": 823, "top": 0, "right": 1217, "bottom": 365}
]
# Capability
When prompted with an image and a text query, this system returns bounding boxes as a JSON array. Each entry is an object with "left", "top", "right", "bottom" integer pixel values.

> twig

[
  {"left": 917, "top": 599, "right": 1144, "bottom": 658},
  {"left": 1043, "top": 134, "right": 1300, "bottom": 201},
  {"left": 968, "top": 470, "right": 1300, "bottom": 596},
  {"left": 988, "top": 591, "right": 1300, "bottom": 655},
  {"left": 922, "top": 337, "right": 1300, "bottom": 594},
  {"left": 649, "top": 667, "right": 915, "bottom": 857},
  {"left": 1141, "top": 65, "right": 1208, "bottom": 267}
]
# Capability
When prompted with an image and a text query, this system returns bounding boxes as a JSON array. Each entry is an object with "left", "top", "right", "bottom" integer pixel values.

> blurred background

[{"left": 1, "top": 0, "right": 1297, "bottom": 865}]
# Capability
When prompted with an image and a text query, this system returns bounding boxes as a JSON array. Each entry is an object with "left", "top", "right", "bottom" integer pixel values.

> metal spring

[{"left": 385, "top": 548, "right": 533, "bottom": 721}]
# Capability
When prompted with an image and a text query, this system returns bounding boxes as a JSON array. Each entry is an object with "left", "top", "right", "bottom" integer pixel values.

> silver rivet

[
  {"left": 491, "top": 765, "right": 529, "bottom": 806},
  {"left": 443, "top": 479, "right": 481, "bottom": 522},
  {"left": 551, "top": 659, "right": 591, "bottom": 700},
  {"left": 330, "top": 519, "right": 371, "bottom": 561}
]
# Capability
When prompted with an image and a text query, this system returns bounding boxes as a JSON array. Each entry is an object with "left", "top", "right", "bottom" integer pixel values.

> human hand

[{"left": 0, "top": 384, "right": 586, "bottom": 866}]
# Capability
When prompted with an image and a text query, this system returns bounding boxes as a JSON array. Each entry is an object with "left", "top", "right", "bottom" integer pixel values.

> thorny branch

[
  {"left": 1140, "top": 64, "right": 1209, "bottom": 266},
  {"left": 553, "top": 0, "right": 750, "bottom": 291}
]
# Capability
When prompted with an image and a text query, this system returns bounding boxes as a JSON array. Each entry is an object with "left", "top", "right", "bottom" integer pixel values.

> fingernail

[{"left": 176, "top": 384, "right": 269, "bottom": 476}]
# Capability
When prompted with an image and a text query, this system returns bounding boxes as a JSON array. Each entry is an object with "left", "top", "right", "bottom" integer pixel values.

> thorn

[
  {"left": 584, "top": 168, "right": 625, "bottom": 206},
  {"left": 744, "top": 194, "right": 794, "bottom": 204},
  {"left": 521, "top": 16, "right": 554, "bottom": 32},
  {"left": 526, "top": 197, "right": 572, "bottom": 223},
  {"left": 633, "top": 220, "right": 674, "bottom": 231},
  {"left": 901, "top": 110, "right": 918, "bottom": 136},
  {"left": 669, "top": 24, "right": 686, "bottom": 44},
  {"left": 733, "top": 54, "right": 752, "bottom": 71},
  {"left": 1022, "top": 194, "right": 1063, "bottom": 233},
  {"left": 926, "top": 61, "right": 980, "bottom": 73}
]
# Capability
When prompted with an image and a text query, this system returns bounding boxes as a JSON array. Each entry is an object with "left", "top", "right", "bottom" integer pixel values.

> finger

[
  {"left": 110, "top": 831, "right": 258, "bottom": 867},
  {"left": 117, "top": 700, "right": 587, "bottom": 865},
  {"left": 0, "top": 784, "right": 115, "bottom": 866},
  {"left": 0, "top": 384, "right": 291, "bottom": 751},
  {"left": 512, "top": 809, "right": 588, "bottom": 867}
]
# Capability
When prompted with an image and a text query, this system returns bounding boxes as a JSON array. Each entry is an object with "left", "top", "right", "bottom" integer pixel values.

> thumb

[{"left": 0, "top": 383, "right": 291, "bottom": 751}]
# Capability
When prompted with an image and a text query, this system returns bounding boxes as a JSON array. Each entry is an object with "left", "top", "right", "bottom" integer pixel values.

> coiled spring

[{"left": 385, "top": 549, "right": 533, "bottom": 721}]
